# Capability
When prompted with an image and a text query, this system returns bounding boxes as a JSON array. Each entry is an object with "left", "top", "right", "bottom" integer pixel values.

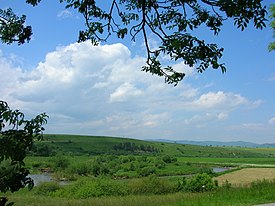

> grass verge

[{"left": 5, "top": 179, "right": 275, "bottom": 206}]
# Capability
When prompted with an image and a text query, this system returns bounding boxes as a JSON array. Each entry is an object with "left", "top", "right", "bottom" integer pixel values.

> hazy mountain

[{"left": 146, "top": 139, "right": 275, "bottom": 148}]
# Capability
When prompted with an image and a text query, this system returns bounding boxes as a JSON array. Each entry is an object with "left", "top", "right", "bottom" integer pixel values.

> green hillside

[{"left": 32, "top": 134, "right": 275, "bottom": 158}]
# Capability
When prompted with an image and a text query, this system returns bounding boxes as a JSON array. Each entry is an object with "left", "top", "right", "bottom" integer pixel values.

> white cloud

[
  {"left": 179, "top": 87, "right": 198, "bottom": 99},
  {"left": 195, "top": 91, "right": 247, "bottom": 108},
  {"left": 57, "top": 10, "right": 78, "bottom": 19},
  {"left": 172, "top": 61, "right": 195, "bottom": 78},
  {"left": 217, "top": 112, "right": 229, "bottom": 120},
  {"left": 269, "top": 117, "right": 275, "bottom": 125},
  {"left": 0, "top": 53, "right": 26, "bottom": 105},
  {"left": 248, "top": 99, "right": 263, "bottom": 109},
  {"left": 181, "top": 91, "right": 255, "bottom": 111},
  {"left": 184, "top": 112, "right": 228, "bottom": 127},
  {"left": 110, "top": 83, "right": 143, "bottom": 102},
  {"left": 0, "top": 42, "right": 266, "bottom": 140}
]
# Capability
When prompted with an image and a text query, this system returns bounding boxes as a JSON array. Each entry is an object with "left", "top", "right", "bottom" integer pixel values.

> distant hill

[
  {"left": 147, "top": 139, "right": 275, "bottom": 148},
  {"left": 261, "top": 143, "right": 275, "bottom": 148},
  {"left": 31, "top": 134, "right": 275, "bottom": 158}
]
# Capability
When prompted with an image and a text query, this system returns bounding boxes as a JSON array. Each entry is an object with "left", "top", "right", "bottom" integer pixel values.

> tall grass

[{"left": 6, "top": 179, "right": 275, "bottom": 206}]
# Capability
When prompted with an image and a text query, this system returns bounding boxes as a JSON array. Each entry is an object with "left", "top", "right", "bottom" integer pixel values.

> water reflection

[
  {"left": 28, "top": 174, "right": 52, "bottom": 186},
  {"left": 213, "top": 167, "right": 231, "bottom": 173}
]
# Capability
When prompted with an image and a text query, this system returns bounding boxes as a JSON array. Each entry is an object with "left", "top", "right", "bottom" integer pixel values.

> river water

[
  {"left": 28, "top": 174, "right": 53, "bottom": 186},
  {"left": 29, "top": 167, "right": 231, "bottom": 186},
  {"left": 212, "top": 167, "right": 231, "bottom": 173}
]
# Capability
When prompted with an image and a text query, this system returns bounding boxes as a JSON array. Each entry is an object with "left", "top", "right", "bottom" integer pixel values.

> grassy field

[
  {"left": 177, "top": 157, "right": 275, "bottom": 165},
  {"left": 39, "top": 134, "right": 275, "bottom": 158},
  {"left": 25, "top": 134, "right": 275, "bottom": 179},
  {"left": 6, "top": 179, "right": 275, "bottom": 206},
  {"left": 3, "top": 134, "right": 275, "bottom": 206}
]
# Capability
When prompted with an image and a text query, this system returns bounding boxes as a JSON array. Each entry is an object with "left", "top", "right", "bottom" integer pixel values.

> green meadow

[{"left": 3, "top": 134, "right": 275, "bottom": 205}]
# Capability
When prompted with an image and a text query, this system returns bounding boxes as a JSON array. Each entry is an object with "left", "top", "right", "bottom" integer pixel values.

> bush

[
  {"left": 178, "top": 173, "right": 217, "bottom": 192},
  {"left": 91, "top": 162, "right": 111, "bottom": 176},
  {"left": 162, "top": 155, "right": 177, "bottom": 163},
  {"left": 67, "top": 162, "right": 91, "bottom": 176},
  {"left": 35, "top": 182, "right": 61, "bottom": 195},
  {"left": 31, "top": 143, "right": 57, "bottom": 156},
  {"left": 139, "top": 166, "right": 156, "bottom": 177},
  {"left": 54, "top": 177, "right": 129, "bottom": 198},
  {"left": 75, "top": 178, "right": 128, "bottom": 198},
  {"left": 130, "top": 175, "right": 174, "bottom": 195},
  {"left": 154, "top": 157, "right": 166, "bottom": 169},
  {"left": 51, "top": 156, "right": 70, "bottom": 170},
  {"left": 198, "top": 166, "right": 214, "bottom": 176},
  {"left": 31, "top": 162, "right": 42, "bottom": 168}
]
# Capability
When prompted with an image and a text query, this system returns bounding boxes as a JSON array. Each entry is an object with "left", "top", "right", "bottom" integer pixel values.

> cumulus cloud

[
  {"left": 184, "top": 112, "right": 228, "bottom": 127},
  {"left": 179, "top": 91, "right": 262, "bottom": 112},
  {"left": 192, "top": 91, "right": 247, "bottom": 109},
  {"left": 0, "top": 53, "right": 26, "bottom": 105},
  {"left": 0, "top": 42, "right": 264, "bottom": 139},
  {"left": 110, "top": 83, "right": 143, "bottom": 102}
]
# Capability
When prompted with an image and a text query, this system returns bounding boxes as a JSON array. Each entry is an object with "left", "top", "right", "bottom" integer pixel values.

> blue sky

[{"left": 0, "top": 0, "right": 274, "bottom": 143}]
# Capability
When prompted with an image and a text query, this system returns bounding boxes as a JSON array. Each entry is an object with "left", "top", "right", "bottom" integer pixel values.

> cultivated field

[{"left": 215, "top": 168, "right": 275, "bottom": 186}]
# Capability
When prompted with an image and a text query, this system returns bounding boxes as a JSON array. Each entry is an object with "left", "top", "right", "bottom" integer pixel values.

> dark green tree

[
  {"left": 0, "top": 8, "right": 32, "bottom": 45},
  {"left": 0, "top": 0, "right": 268, "bottom": 85},
  {"left": 0, "top": 101, "right": 48, "bottom": 206},
  {"left": 269, "top": 4, "right": 275, "bottom": 51}
]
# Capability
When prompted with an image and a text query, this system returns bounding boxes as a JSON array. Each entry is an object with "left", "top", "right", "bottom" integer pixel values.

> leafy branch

[
  {"left": 0, "top": 8, "right": 32, "bottom": 45},
  {"left": 61, "top": 0, "right": 267, "bottom": 85}
]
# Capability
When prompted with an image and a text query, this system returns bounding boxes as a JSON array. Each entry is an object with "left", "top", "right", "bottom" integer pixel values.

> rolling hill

[{"left": 33, "top": 134, "right": 275, "bottom": 158}]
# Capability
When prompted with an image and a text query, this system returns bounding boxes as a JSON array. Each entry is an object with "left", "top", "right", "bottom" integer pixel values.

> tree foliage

[
  {"left": 0, "top": 8, "right": 32, "bottom": 45},
  {"left": 113, "top": 142, "right": 159, "bottom": 153},
  {"left": 61, "top": 0, "right": 267, "bottom": 85},
  {"left": 0, "top": 101, "right": 48, "bottom": 206},
  {"left": 0, "top": 0, "right": 268, "bottom": 85},
  {"left": 269, "top": 4, "right": 275, "bottom": 51}
]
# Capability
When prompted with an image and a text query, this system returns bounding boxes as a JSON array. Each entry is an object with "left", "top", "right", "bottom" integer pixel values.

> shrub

[
  {"left": 162, "top": 155, "right": 177, "bottom": 163},
  {"left": 91, "top": 162, "right": 111, "bottom": 176},
  {"left": 154, "top": 158, "right": 166, "bottom": 169},
  {"left": 54, "top": 177, "right": 129, "bottom": 198},
  {"left": 35, "top": 182, "right": 61, "bottom": 195},
  {"left": 74, "top": 178, "right": 128, "bottom": 198},
  {"left": 198, "top": 166, "right": 214, "bottom": 176},
  {"left": 31, "top": 143, "right": 57, "bottom": 156},
  {"left": 51, "top": 156, "right": 70, "bottom": 170},
  {"left": 178, "top": 173, "right": 217, "bottom": 192},
  {"left": 139, "top": 166, "right": 156, "bottom": 177},
  {"left": 130, "top": 175, "right": 174, "bottom": 195},
  {"left": 67, "top": 162, "right": 91, "bottom": 176},
  {"left": 32, "top": 162, "right": 42, "bottom": 168}
]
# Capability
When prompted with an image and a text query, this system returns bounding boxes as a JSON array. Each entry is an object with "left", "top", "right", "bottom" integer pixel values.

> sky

[{"left": 0, "top": 1, "right": 274, "bottom": 143}]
